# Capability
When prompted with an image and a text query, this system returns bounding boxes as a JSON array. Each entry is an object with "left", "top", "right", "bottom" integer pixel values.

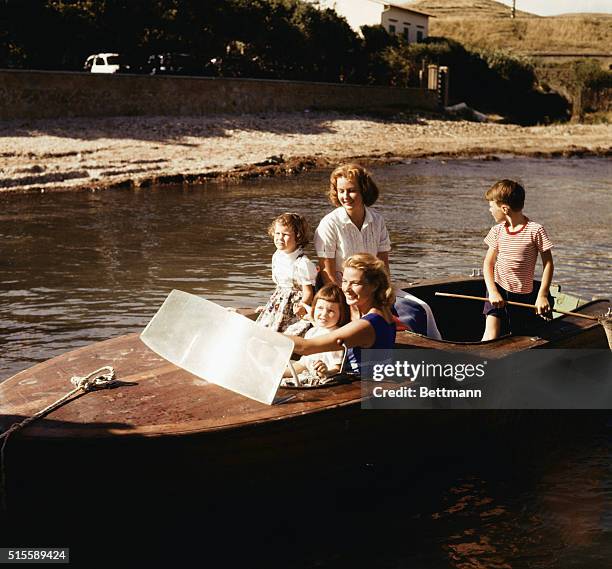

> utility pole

[{"left": 511, "top": 0, "right": 516, "bottom": 19}]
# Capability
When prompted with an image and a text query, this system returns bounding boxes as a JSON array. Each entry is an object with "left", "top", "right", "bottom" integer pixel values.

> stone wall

[{"left": 0, "top": 70, "right": 438, "bottom": 120}]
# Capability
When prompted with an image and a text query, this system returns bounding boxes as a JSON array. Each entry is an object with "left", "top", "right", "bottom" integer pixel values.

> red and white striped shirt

[{"left": 484, "top": 220, "right": 553, "bottom": 294}]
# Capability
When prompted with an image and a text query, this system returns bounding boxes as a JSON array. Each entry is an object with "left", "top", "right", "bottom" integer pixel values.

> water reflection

[
  {"left": 1, "top": 157, "right": 610, "bottom": 379},
  {"left": 432, "top": 433, "right": 611, "bottom": 569}
]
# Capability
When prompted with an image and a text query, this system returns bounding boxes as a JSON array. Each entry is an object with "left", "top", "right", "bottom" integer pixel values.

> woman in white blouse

[
  {"left": 314, "top": 163, "right": 442, "bottom": 340},
  {"left": 314, "top": 163, "right": 391, "bottom": 286}
]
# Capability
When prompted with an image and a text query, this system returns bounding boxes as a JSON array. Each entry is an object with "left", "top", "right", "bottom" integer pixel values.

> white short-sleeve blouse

[
  {"left": 314, "top": 206, "right": 391, "bottom": 279},
  {"left": 271, "top": 248, "right": 317, "bottom": 287}
]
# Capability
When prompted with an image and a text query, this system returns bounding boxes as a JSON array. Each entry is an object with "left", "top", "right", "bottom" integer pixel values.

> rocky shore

[{"left": 1, "top": 112, "right": 610, "bottom": 194}]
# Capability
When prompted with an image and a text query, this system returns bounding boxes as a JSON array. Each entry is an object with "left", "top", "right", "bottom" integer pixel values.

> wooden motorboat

[
  {"left": 1, "top": 277, "right": 608, "bottom": 440},
  {"left": 0, "top": 277, "right": 608, "bottom": 523}
]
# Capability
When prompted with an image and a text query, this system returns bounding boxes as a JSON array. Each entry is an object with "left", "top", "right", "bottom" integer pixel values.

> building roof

[{"left": 368, "top": 0, "right": 434, "bottom": 18}]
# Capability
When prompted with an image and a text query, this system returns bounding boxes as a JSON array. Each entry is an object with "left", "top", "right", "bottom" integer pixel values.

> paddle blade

[{"left": 140, "top": 290, "right": 294, "bottom": 405}]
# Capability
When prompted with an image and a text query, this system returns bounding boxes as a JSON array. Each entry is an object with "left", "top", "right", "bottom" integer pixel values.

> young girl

[
  {"left": 256, "top": 213, "right": 317, "bottom": 333},
  {"left": 283, "top": 284, "right": 349, "bottom": 385}
]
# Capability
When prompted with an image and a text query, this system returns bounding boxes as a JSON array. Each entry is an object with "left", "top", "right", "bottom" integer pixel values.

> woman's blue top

[{"left": 347, "top": 313, "right": 396, "bottom": 375}]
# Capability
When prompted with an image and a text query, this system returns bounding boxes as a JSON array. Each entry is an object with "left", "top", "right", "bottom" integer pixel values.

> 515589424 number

[{"left": 1, "top": 548, "right": 69, "bottom": 564}]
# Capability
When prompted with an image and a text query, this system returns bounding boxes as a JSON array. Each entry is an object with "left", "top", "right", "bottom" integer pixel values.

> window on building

[
  {"left": 417, "top": 30, "right": 423, "bottom": 42},
  {"left": 389, "top": 24, "right": 396, "bottom": 34},
  {"left": 403, "top": 27, "right": 409, "bottom": 40}
]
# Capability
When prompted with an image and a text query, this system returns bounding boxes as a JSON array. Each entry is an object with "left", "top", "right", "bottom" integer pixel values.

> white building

[{"left": 306, "top": 0, "right": 431, "bottom": 43}]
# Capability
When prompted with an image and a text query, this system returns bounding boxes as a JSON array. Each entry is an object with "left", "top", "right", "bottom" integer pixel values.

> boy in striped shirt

[{"left": 482, "top": 179, "right": 554, "bottom": 340}]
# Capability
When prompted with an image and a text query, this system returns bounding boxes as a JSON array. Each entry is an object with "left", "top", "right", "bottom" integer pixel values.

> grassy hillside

[
  {"left": 402, "top": 0, "right": 536, "bottom": 19},
  {"left": 429, "top": 15, "right": 612, "bottom": 54},
  {"left": 405, "top": 1, "right": 612, "bottom": 54}
]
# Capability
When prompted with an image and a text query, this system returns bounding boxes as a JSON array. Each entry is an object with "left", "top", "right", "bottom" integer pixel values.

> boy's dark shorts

[{"left": 483, "top": 283, "right": 555, "bottom": 336}]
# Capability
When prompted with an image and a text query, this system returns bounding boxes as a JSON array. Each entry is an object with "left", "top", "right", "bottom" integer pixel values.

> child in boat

[
  {"left": 482, "top": 179, "right": 555, "bottom": 340},
  {"left": 282, "top": 284, "right": 349, "bottom": 385},
  {"left": 256, "top": 213, "right": 317, "bottom": 333}
]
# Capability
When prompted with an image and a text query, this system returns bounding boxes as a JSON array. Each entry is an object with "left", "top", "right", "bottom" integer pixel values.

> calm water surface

[
  {"left": 1, "top": 157, "right": 609, "bottom": 380},
  {"left": 0, "top": 157, "right": 611, "bottom": 567}
]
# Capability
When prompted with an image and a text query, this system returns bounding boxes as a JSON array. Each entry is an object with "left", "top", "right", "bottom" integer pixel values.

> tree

[
  {"left": 567, "top": 59, "right": 612, "bottom": 120},
  {"left": 292, "top": 2, "right": 360, "bottom": 82},
  {"left": 358, "top": 25, "right": 398, "bottom": 84}
]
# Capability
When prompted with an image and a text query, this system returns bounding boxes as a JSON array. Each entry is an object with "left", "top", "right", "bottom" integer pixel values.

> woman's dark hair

[{"left": 311, "top": 283, "right": 350, "bottom": 327}]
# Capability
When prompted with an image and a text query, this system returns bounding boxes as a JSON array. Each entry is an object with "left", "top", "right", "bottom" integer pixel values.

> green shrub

[
  {"left": 382, "top": 37, "right": 566, "bottom": 124},
  {"left": 570, "top": 59, "right": 612, "bottom": 90}
]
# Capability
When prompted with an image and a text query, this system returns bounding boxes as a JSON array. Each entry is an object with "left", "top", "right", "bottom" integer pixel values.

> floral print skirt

[{"left": 256, "top": 286, "right": 303, "bottom": 333}]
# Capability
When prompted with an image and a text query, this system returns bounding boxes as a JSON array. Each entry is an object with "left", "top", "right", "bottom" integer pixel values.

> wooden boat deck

[{"left": 0, "top": 332, "right": 367, "bottom": 438}]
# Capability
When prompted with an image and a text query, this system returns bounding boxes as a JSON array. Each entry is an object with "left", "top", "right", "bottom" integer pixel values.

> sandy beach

[{"left": 1, "top": 111, "right": 610, "bottom": 194}]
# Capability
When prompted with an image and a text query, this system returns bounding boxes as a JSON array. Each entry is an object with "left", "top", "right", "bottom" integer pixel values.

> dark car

[
  {"left": 146, "top": 53, "right": 208, "bottom": 76},
  {"left": 204, "top": 54, "right": 267, "bottom": 78}
]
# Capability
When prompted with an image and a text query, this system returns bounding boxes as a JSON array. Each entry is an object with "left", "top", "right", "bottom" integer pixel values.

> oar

[{"left": 434, "top": 292, "right": 599, "bottom": 321}]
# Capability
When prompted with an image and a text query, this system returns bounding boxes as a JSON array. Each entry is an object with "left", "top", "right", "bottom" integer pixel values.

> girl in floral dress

[{"left": 256, "top": 213, "right": 317, "bottom": 333}]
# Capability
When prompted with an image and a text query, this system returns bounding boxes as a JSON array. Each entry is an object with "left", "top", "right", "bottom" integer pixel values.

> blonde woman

[{"left": 288, "top": 254, "right": 396, "bottom": 375}]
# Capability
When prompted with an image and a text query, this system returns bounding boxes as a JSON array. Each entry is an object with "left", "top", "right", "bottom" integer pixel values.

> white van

[{"left": 83, "top": 53, "right": 122, "bottom": 74}]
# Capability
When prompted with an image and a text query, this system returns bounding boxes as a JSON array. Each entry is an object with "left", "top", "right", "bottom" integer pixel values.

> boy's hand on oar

[
  {"left": 535, "top": 295, "right": 552, "bottom": 319},
  {"left": 488, "top": 290, "right": 505, "bottom": 308}
]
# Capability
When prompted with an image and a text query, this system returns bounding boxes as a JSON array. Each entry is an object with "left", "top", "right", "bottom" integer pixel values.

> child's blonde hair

[
  {"left": 485, "top": 179, "right": 525, "bottom": 211},
  {"left": 328, "top": 163, "right": 380, "bottom": 208},
  {"left": 311, "top": 283, "right": 350, "bottom": 327},
  {"left": 343, "top": 254, "right": 394, "bottom": 309},
  {"left": 267, "top": 213, "right": 310, "bottom": 248}
]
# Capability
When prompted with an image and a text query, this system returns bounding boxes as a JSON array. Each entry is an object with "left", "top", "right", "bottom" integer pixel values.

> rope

[
  {"left": 0, "top": 366, "right": 117, "bottom": 512},
  {"left": 599, "top": 309, "right": 612, "bottom": 350}
]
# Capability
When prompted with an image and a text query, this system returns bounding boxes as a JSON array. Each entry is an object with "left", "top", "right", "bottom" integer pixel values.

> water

[
  {"left": 279, "top": 421, "right": 612, "bottom": 569},
  {"left": 1, "top": 157, "right": 609, "bottom": 381},
  {"left": 0, "top": 156, "right": 611, "bottom": 566}
]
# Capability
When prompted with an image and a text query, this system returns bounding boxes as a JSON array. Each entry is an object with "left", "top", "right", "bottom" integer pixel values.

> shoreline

[{"left": 1, "top": 111, "right": 610, "bottom": 195}]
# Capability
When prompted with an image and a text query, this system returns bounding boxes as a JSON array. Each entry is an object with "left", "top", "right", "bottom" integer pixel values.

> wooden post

[
  {"left": 427, "top": 64, "right": 438, "bottom": 91},
  {"left": 439, "top": 66, "right": 449, "bottom": 107}
]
